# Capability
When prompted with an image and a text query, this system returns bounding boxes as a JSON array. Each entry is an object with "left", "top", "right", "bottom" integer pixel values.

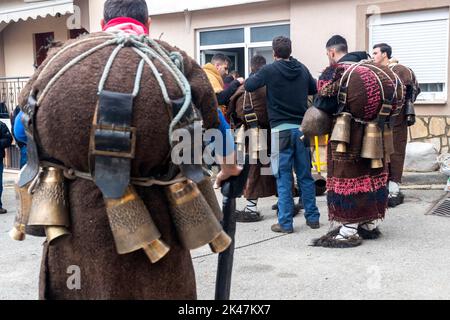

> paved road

[{"left": 0, "top": 176, "right": 448, "bottom": 300}]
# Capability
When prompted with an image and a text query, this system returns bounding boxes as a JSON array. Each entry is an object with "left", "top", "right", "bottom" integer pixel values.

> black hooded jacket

[{"left": 245, "top": 57, "right": 317, "bottom": 129}]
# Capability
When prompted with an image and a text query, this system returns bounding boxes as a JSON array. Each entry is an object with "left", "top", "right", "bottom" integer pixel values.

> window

[
  {"left": 198, "top": 23, "right": 290, "bottom": 78},
  {"left": 250, "top": 24, "right": 290, "bottom": 43},
  {"left": 369, "top": 8, "right": 449, "bottom": 102},
  {"left": 200, "top": 28, "right": 244, "bottom": 46}
]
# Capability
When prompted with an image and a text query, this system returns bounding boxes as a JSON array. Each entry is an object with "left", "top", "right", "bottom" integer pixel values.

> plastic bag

[{"left": 437, "top": 154, "right": 450, "bottom": 191}]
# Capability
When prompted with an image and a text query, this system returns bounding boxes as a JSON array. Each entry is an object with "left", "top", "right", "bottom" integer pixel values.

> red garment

[{"left": 102, "top": 17, "right": 149, "bottom": 35}]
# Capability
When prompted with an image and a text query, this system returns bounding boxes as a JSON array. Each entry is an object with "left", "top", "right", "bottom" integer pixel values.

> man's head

[
  {"left": 102, "top": 0, "right": 150, "bottom": 29},
  {"left": 272, "top": 36, "right": 292, "bottom": 60},
  {"left": 251, "top": 55, "right": 267, "bottom": 73},
  {"left": 326, "top": 35, "right": 348, "bottom": 65},
  {"left": 211, "top": 54, "right": 232, "bottom": 77},
  {"left": 372, "top": 43, "right": 392, "bottom": 65}
]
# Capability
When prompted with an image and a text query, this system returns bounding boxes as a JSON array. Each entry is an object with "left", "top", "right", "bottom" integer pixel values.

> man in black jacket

[
  {"left": 245, "top": 36, "right": 320, "bottom": 233},
  {"left": 0, "top": 120, "right": 12, "bottom": 214}
]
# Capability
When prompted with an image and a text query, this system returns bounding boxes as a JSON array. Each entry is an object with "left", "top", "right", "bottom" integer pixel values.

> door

[{"left": 34, "top": 32, "right": 54, "bottom": 68}]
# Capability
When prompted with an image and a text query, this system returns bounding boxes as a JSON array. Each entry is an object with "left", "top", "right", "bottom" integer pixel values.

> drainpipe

[{"left": 184, "top": 9, "right": 191, "bottom": 34}]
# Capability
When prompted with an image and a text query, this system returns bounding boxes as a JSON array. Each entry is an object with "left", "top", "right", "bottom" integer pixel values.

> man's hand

[
  {"left": 214, "top": 164, "right": 243, "bottom": 189},
  {"left": 236, "top": 77, "right": 245, "bottom": 85}
]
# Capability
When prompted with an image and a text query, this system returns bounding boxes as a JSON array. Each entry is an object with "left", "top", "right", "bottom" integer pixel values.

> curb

[{"left": 402, "top": 171, "right": 447, "bottom": 186}]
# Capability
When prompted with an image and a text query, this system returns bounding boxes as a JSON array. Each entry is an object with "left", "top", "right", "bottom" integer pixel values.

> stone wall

[{"left": 409, "top": 116, "right": 450, "bottom": 154}]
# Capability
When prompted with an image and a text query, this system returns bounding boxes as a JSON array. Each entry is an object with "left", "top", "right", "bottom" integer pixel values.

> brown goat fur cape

[
  {"left": 228, "top": 85, "right": 276, "bottom": 200},
  {"left": 19, "top": 32, "right": 220, "bottom": 300}
]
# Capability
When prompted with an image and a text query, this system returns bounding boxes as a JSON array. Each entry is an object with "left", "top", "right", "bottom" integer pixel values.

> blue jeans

[
  {"left": 20, "top": 146, "right": 27, "bottom": 169},
  {"left": 271, "top": 129, "right": 320, "bottom": 230}
]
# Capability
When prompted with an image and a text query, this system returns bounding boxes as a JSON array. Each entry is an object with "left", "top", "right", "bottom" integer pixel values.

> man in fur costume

[
  {"left": 228, "top": 55, "right": 277, "bottom": 222},
  {"left": 373, "top": 43, "right": 421, "bottom": 207},
  {"left": 311, "top": 35, "right": 403, "bottom": 248},
  {"left": 14, "top": 0, "right": 240, "bottom": 299}
]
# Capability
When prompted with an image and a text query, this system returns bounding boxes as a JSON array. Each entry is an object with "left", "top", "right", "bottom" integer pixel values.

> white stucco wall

[
  {"left": 2, "top": 14, "right": 70, "bottom": 77},
  {"left": 0, "top": 31, "right": 5, "bottom": 77}
]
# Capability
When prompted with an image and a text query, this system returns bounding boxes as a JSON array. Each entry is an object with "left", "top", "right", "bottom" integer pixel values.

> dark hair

[
  {"left": 373, "top": 43, "right": 392, "bottom": 59},
  {"left": 229, "top": 70, "right": 240, "bottom": 78},
  {"left": 104, "top": 0, "right": 149, "bottom": 25},
  {"left": 251, "top": 55, "right": 267, "bottom": 73},
  {"left": 326, "top": 35, "right": 348, "bottom": 54},
  {"left": 211, "top": 53, "right": 232, "bottom": 67},
  {"left": 272, "top": 36, "right": 292, "bottom": 59}
]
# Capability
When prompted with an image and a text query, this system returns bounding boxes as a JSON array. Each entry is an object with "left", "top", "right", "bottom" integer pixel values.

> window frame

[
  {"left": 197, "top": 21, "right": 290, "bottom": 78},
  {"left": 368, "top": 8, "right": 449, "bottom": 104}
]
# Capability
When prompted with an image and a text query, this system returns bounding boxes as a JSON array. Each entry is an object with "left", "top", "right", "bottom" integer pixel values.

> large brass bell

[
  {"left": 196, "top": 177, "right": 223, "bottom": 221},
  {"left": 9, "top": 184, "right": 32, "bottom": 241},
  {"left": 165, "top": 180, "right": 231, "bottom": 253},
  {"left": 235, "top": 126, "right": 246, "bottom": 154},
  {"left": 383, "top": 124, "right": 395, "bottom": 164},
  {"left": 104, "top": 186, "right": 170, "bottom": 264},
  {"left": 27, "top": 167, "right": 71, "bottom": 244},
  {"left": 248, "top": 128, "right": 259, "bottom": 161},
  {"left": 248, "top": 127, "right": 269, "bottom": 162},
  {"left": 331, "top": 112, "right": 352, "bottom": 153},
  {"left": 361, "top": 123, "right": 384, "bottom": 169}
]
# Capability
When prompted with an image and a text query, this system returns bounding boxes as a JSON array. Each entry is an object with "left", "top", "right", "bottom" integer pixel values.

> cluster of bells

[
  {"left": 10, "top": 167, "right": 232, "bottom": 264},
  {"left": 235, "top": 126, "right": 268, "bottom": 162},
  {"left": 330, "top": 112, "right": 395, "bottom": 169}
]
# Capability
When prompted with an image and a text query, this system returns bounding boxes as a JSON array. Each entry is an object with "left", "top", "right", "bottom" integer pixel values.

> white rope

[
  {"left": 38, "top": 36, "right": 114, "bottom": 83},
  {"left": 36, "top": 33, "right": 193, "bottom": 144},
  {"left": 38, "top": 38, "right": 119, "bottom": 105},
  {"left": 132, "top": 47, "right": 171, "bottom": 104}
]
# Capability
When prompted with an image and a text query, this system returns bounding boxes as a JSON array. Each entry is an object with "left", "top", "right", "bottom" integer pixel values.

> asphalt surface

[{"left": 0, "top": 172, "right": 448, "bottom": 300}]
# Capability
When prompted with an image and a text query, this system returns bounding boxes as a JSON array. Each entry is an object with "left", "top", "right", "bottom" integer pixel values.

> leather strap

[
  {"left": 171, "top": 98, "right": 205, "bottom": 183},
  {"left": 90, "top": 90, "right": 136, "bottom": 199},
  {"left": 243, "top": 91, "right": 259, "bottom": 129},
  {"left": 18, "top": 92, "right": 40, "bottom": 188}
]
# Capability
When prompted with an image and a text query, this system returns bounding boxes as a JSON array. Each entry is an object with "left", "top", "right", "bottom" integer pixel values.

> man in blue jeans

[{"left": 245, "top": 36, "right": 320, "bottom": 233}]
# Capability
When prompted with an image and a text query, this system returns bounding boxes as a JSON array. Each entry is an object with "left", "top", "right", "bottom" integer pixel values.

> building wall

[
  {"left": 74, "top": 0, "right": 91, "bottom": 31},
  {"left": 2, "top": 14, "right": 70, "bottom": 77},
  {"left": 0, "top": 31, "right": 5, "bottom": 77},
  {"left": 151, "top": 0, "right": 291, "bottom": 60},
  {"left": 355, "top": 0, "right": 450, "bottom": 118},
  {"left": 87, "top": 0, "right": 105, "bottom": 33}
]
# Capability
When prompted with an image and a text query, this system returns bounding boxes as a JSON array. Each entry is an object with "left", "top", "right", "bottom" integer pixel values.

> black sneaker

[
  {"left": 273, "top": 202, "right": 304, "bottom": 212},
  {"left": 275, "top": 203, "right": 303, "bottom": 217},
  {"left": 388, "top": 192, "right": 405, "bottom": 208},
  {"left": 271, "top": 224, "right": 294, "bottom": 234},
  {"left": 0, "top": 208, "right": 7, "bottom": 214},
  {"left": 306, "top": 221, "right": 320, "bottom": 229},
  {"left": 234, "top": 210, "right": 264, "bottom": 223}
]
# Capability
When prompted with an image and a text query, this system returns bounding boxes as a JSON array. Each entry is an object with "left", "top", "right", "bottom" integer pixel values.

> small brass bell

[
  {"left": 235, "top": 126, "right": 246, "bottom": 154},
  {"left": 248, "top": 128, "right": 259, "bottom": 162},
  {"left": 361, "top": 123, "right": 384, "bottom": 169},
  {"left": 9, "top": 184, "right": 32, "bottom": 241},
  {"left": 104, "top": 186, "right": 170, "bottom": 264},
  {"left": 331, "top": 112, "right": 352, "bottom": 153},
  {"left": 165, "top": 180, "right": 231, "bottom": 253},
  {"left": 27, "top": 167, "right": 71, "bottom": 244}
]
